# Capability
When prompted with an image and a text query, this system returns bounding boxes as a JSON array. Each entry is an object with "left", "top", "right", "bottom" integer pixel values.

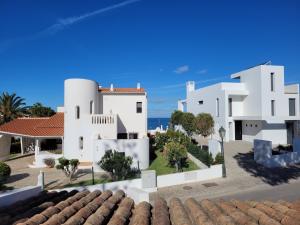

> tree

[
  {"left": 180, "top": 112, "right": 196, "bottom": 136},
  {"left": 28, "top": 102, "right": 55, "bottom": 117},
  {"left": 164, "top": 142, "right": 187, "bottom": 172},
  {"left": 170, "top": 110, "right": 184, "bottom": 127},
  {"left": 195, "top": 113, "right": 214, "bottom": 137},
  {"left": 56, "top": 157, "right": 79, "bottom": 183},
  {"left": 0, "top": 92, "right": 27, "bottom": 124},
  {"left": 98, "top": 150, "right": 133, "bottom": 181}
]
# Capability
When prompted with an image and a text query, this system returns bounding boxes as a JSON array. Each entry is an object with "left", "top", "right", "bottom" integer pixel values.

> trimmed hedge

[
  {"left": 0, "top": 162, "right": 11, "bottom": 181},
  {"left": 187, "top": 143, "right": 213, "bottom": 166}
]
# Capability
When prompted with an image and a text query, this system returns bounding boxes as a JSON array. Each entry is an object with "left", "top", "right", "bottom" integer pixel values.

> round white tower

[{"left": 64, "top": 78, "right": 98, "bottom": 160}]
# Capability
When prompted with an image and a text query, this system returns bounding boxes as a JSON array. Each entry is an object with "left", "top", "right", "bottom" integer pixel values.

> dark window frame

[
  {"left": 76, "top": 106, "right": 80, "bottom": 119},
  {"left": 136, "top": 102, "right": 142, "bottom": 113},
  {"left": 271, "top": 100, "right": 275, "bottom": 116},
  {"left": 289, "top": 98, "right": 296, "bottom": 116},
  {"left": 271, "top": 72, "right": 275, "bottom": 92},
  {"left": 228, "top": 98, "right": 232, "bottom": 117}
]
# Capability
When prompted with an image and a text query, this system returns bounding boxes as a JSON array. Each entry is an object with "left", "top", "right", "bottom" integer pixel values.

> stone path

[{"left": 150, "top": 140, "right": 300, "bottom": 203}]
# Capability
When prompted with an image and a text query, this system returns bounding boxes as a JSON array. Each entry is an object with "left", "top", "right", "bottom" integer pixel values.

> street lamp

[{"left": 218, "top": 126, "right": 226, "bottom": 178}]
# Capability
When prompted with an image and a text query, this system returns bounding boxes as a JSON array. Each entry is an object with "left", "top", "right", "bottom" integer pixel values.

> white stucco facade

[
  {"left": 178, "top": 64, "right": 300, "bottom": 144},
  {"left": 63, "top": 78, "right": 149, "bottom": 171}
]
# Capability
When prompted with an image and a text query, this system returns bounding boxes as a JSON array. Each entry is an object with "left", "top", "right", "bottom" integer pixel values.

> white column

[
  {"left": 20, "top": 136, "right": 24, "bottom": 155},
  {"left": 61, "top": 137, "right": 64, "bottom": 155},
  {"left": 35, "top": 139, "right": 40, "bottom": 160}
]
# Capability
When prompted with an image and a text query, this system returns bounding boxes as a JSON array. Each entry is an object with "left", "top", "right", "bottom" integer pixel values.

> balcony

[
  {"left": 90, "top": 114, "right": 117, "bottom": 139},
  {"left": 91, "top": 114, "right": 116, "bottom": 125}
]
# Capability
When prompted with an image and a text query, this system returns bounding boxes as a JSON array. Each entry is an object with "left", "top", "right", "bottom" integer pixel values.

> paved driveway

[{"left": 150, "top": 140, "right": 300, "bottom": 203}]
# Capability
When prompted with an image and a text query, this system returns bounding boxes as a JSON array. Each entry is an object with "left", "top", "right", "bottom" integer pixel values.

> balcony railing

[{"left": 91, "top": 114, "right": 116, "bottom": 125}]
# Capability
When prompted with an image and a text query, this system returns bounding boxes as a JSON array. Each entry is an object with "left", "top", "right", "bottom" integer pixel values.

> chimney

[
  {"left": 110, "top": 84, "right": 114, "bottom": 91},
  {"left": 137, "top": 82, "right": 141, "bottom": 90},
  {"left": 186, "top": 81, "right": 195, "bottom": 97}
]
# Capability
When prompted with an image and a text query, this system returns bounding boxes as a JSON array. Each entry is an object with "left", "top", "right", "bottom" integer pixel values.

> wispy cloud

[
  {"left": 196, "top": 69, "right": 208, "bottom": 74},
  {"left": 151, "top": 76, "right": 228, "bottom": 90},
  {"left": 41, "top": 0, "right": 140, "bottom": 35},
  {"left": 174, "top": 65, "right": 189, "bottom": 74},
  {"left": 0, "top": 0, "right": 140, "bottom": 53}
]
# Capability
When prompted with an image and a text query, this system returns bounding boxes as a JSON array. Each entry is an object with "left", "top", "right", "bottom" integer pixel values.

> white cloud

[
  {"left": 174, "top": 65, "right": 189, "bottom": 74},
  {"left": 196, "top": 69, "right": 208, "bottom": 74},
  {"left": 0, "top": 0, "right": 140, "bottom": 53}
]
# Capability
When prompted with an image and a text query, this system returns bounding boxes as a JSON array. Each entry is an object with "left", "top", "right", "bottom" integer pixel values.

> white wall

[
  {"left": 0, "top": 135, "right": 11, "bottom": 161},
  {"left": 101, "top": 93, "right": 147, "bottom": 138},
  {"left": 93, "top": 138, "right": 149, "bottom": 171},
  {"left": 242, "top": 120, "right": 263, "bottom": 142}
]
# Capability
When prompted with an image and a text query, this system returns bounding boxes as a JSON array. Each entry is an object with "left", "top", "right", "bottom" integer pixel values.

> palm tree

[{"left": 0, "top": 92, "right": 27, "bottom": 124}]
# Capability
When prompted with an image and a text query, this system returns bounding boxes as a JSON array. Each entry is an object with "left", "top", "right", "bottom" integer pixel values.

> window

[
  {"left": 289, "top": 98, "right": 296, "bottom": 116},
  {"left": 228, "top": 98, "right": 232, "bottom": 117},
  {"left": 271, "top": 73, "right": 274, "bottom": 92},
  {"left": 136, "top": 102, "right": 142, "bottom": 113},
  {"left": 198, "top": 100, "right": 204, "bottom": 105},
  {"left": 117, "top": 133, "right": 128, "bottom": 139},
  {"left": 90, "top": 101, "right": 94, "bottom": 114},
  {"left": 129, "top": 133, "right": 138, "bottom": 139},
  {"left": 79, "top": 136, "right": 83, "bottom": 150},
  {"left": 271, "top": 100, "right": 275, "bottom": 116},
  {"left": 75, "top": 106, "right": 80, "bottom": 119},
  {"left": 216, "top": 98, "right": 220, "bottom": 117}
]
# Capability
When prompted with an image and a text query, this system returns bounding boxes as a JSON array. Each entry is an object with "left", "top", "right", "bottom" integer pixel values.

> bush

[
  {"left": 154, "top": 130, "right": 191, "bottom": 151},
  {"left": 98, "top": 150, "right": 134, "bottom": 181},
  {"left": 56, "top": 157, "right": 79, "bottom": 183},
  {"left": 44, "top": 158, "right": 55, "bottom": 168},
  {"left": 0, "top": 162, "right": 11, "bottom": 182},
  {"left": 187, "top": 143, "right": 214, "bottom": 166},
  {"left": 163, "top": 142, "right": 187, "bottom": 171},
  {"left": 214, "top": 153, "right": 224, "bottom": 165}
]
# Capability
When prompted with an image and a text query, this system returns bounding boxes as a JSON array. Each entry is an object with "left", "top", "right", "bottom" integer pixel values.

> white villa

[
  {"left": 0, "top": 78, "right": 149, "bottom": 171},
  {"left": 178, "top": 64, "right": 300, "bottom": 144}
]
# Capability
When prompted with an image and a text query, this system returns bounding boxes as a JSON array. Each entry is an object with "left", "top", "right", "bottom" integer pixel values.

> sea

[{"left": 148, "top": 118, "right": 170, "bottom": 130}]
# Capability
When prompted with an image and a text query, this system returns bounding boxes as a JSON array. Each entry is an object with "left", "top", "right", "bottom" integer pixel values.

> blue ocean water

[{"left": 148, "top": 118, "right": 170, "bottom": 130}]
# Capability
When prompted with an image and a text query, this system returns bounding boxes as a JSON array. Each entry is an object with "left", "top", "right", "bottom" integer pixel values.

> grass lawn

[
  {"left": 148, "top": 151, "right": 199, "bottom": 175},
  {"left": 64, "top": 178, "right": 111, "bottom": 188}
]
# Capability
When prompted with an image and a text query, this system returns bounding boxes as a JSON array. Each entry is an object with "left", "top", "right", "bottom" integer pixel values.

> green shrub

[
  {"left": 154, "top": 130, "right": 191, "bottom": 151},
  {"left": 214, "top": 153, "right": 224, "bottom": 165},
  {"left": 43, "top": 158, "right": 55, "bottom": 168},
  {"left": 164, "top": 142, "right": 187, "bottom": 171},
  {"left": 187, "top": 143, "right": 213, "bottom": 166},
  {"left": 98, "top": 150, "right": 134, "bottom": 181},
  {"left": 0, "top": 162, "right": 11, "bottom": 182},
  {"left": 56, "top": 157, "right": 79, "bottom": 183}
]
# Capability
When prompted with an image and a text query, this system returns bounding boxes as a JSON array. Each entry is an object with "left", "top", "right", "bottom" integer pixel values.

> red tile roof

[
  {"left": 0, "top": 113, "right": 64, "bottom": 137},
  {"left": 1, "top": 189, "right": 300, "bottom": 225},
  {"left": 99, "top": 87, "right": 145, "bottom": 93}
]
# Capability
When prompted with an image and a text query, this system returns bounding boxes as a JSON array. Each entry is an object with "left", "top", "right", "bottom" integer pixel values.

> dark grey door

[
  {"left": 286, "top": 122, "right": 294, "bottom": 145},
  {"left": 235, "top": 120, "right": 242, "bottom": 140}
]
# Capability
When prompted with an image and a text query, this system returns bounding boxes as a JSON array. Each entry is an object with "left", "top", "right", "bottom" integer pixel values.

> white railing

[{"left": 91, "top": 114, "right": 116, "bottom": 125}]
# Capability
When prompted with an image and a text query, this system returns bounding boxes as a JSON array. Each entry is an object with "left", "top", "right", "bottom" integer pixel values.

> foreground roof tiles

[
  {"left": 0, "top": 113, "right": 64, "bottom": 137},
  {"left": 1, "top": 189, "right": 300, "bottom": 225}
]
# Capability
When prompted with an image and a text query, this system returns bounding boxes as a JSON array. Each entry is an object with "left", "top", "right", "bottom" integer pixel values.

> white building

[
  {"left": 0, "top": 78, "right": 149, "bottom": 171},
  {"left": 63, "top": 79, "right": 149, "bottom": 171},
  {"left": 178, "top": 64, "right": 300, "bottom": 144}
]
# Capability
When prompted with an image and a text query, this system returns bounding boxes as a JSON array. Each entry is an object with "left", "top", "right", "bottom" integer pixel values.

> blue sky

[{"left": 0, "top": 0, "right": 299, "bottom": 117}]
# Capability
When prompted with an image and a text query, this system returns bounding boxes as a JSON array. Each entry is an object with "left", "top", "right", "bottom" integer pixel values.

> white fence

[
  {"left": 53, "top": 165, "right": 222, "bottom": 203},
  {"left": 254, "top": 138, "right": 300, "bottom": 168}
]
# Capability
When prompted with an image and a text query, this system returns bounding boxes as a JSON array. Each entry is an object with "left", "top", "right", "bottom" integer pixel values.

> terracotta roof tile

[
  {"left": 7, "top": 189, "right": 300, "bottom": 225},
  {"left": 0, "top": 113, "right": 64, "bottom": 137}
]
